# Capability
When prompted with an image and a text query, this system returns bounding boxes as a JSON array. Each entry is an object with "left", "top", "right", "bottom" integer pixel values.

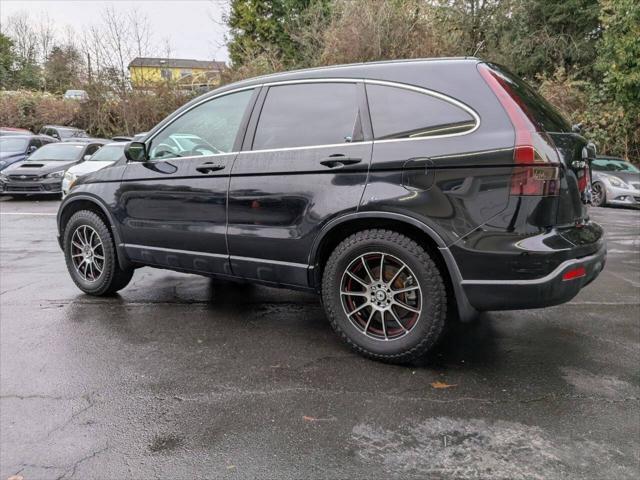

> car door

[
  {"left": 227, "top": 81, "right": 373, "bottom": 287},
  {"left": 117, "top": 87, "right": 258, "bottom": 275}
]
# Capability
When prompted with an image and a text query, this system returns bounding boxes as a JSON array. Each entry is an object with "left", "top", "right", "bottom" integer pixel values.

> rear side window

[
  {"left": 253, "top": 83, "right": 361, "bottom": 150},
  {"left": 366, "top": 84, "right": 476, "bottom": 140}
]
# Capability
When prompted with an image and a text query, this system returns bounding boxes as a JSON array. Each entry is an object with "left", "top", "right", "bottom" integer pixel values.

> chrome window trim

[
  {"left": 239, "top": 141, "right": 373, "bottom": 155},
  {"left": 141, "top": 77, "right": 480, "bottom": 161}
]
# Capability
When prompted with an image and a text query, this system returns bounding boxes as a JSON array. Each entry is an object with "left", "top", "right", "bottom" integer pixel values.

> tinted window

[
  {"left": 28, "top": 143, "right": 84, "bottom": 161},
  {"left": 253, "top": 83, "right": 361, "bottom": 150},
  {"left": 367, "top": 84, "right": 475, "bottom": 140},
  {"left": 149, "top": 89, "right": 254, "bottom": 160},
  {"left": 487, "top": 64, "right": 571, "bottom": 133}
]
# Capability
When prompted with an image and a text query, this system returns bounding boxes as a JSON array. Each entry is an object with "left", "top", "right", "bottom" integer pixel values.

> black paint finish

[{"left": 57, "top": 58, "right": 605, "bottom": 317}]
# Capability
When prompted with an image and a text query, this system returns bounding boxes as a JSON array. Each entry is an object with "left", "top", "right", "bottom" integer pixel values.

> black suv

[{"left": 57, "top": 59, "right": 606, "bottom": 362}]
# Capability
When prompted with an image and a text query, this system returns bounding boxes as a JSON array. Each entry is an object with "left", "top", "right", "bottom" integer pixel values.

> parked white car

[{"left": 62, "top": 142, "right": 125, "bottom": 198}]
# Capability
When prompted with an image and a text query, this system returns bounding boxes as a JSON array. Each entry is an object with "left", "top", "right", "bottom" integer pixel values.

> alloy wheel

[
  {"left": 70, "top": 225, "right": 105, "bottom": 282},
  {"left": 340, "top": 252, "right": 422, "bottom": 341},
  {"left": 591, "top": 183, "right": 603, "bottom": 206}
]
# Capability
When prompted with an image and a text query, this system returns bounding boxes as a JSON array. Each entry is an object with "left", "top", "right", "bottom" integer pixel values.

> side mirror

[
  {"left": 125, "top": 141, "right": 147, "bottom": 162},
  {"left": 52, "top": 133, "right": 60, "bottom": 139},
  {"left": 28, "top": 145, "right": 37, "bottom": 153},
  {"left": 83, "top": 155, "right": 91, "bottom": 161}
]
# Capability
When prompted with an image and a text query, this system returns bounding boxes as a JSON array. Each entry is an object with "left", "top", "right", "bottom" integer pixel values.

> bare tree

[
  {"left": 5, "top": 12, "right": 39, "bottom": 62},
  {"left": 130, "top": 7, "right": 152, "bottom": 58}
]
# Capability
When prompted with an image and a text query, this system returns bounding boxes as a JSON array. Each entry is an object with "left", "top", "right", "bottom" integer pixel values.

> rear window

[
  {"left": 486, "top": 64, "right": 571, "bottom": 133},
  {"left": 366, "top": 84, "right": 476, "bottom": 140},
  {"left": 0, "top": 138, "right": 28, "bottom": 152},
  {"left": 59, "top": 128, "right": 87, "bottom": 138},
  {"left": 253, "top": 83, "right": 361, "bottom": 150}
]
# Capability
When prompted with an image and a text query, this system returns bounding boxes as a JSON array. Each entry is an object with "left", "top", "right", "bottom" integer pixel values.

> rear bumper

[{"left": 461, "top": 241, "right": 606, "bottom": 311}]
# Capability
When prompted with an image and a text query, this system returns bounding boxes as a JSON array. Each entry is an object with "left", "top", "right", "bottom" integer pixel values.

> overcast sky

[{"left": 0, "top": 0, "right": 230, "bottom": 62}]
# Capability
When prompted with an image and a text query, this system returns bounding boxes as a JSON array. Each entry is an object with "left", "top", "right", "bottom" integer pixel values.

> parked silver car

[{"left": 591, "top": 156, "right": 640, "bottom": 207}]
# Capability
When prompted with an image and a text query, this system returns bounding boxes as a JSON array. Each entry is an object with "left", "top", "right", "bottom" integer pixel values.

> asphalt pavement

[{"left": 0, "top": 196, "right": 638, "bottom": 479}]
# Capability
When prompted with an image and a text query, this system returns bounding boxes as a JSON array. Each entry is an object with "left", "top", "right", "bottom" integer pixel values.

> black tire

[
  {"left": 321, "top": 229, "right": 447, "bottom": 363},
  {"left": 63, "top": 210, "right": 133, "bottom": 295},
  {"left": 591, "top": 182, "right": 606, "bottom": 207}
]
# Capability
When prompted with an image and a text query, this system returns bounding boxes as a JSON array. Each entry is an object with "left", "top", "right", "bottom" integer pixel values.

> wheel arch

[
  {"left": 57, "top": 194, "right": 132, "bottom": 270},
  {"left": 309, "top": 212, "right": 478, "bottom": 321}
]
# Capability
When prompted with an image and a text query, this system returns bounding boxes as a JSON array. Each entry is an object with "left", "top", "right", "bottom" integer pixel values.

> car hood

[
  {"left": 4, "top": 159, "right": 77, "bottom": 175},
  {"left": 593, "top": 171, "right": 640, "bottom": 185},
  {"left": 67, "top": 161, "right": 115, "bottom": 176},
  {"left": 0, "top": 152, "right": 26, "bottom": 170},
  {"left": 0, "top": 151, "right": 25, "bottom": 161}
]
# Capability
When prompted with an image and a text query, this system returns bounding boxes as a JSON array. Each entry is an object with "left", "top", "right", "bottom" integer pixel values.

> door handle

[
  {"left": 320, "top": 155, "right": 362, "bottom": 168},
  {"left": 196, "top": 162, "right": 225, "bottom": 174}
]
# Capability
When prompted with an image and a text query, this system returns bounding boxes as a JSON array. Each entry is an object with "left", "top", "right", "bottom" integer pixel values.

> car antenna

[{"left": 472, "top": 40, "right": 485, "bottom": 57}]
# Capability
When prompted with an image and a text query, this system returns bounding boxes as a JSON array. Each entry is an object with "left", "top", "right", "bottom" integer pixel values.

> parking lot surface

[{"left": 1, "top": 197, "right": 638, "bottom": 479}]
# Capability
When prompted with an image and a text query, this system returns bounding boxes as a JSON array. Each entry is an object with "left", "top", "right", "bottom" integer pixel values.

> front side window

[
  {"left": 252, "top": 83, "right": 361, "bottom": 150},
  {"left": 366, "top": 84, "right": 476, "bottom": 140},
  {"left": 148, "top": 89, "right": 254, "bottom": 160}
]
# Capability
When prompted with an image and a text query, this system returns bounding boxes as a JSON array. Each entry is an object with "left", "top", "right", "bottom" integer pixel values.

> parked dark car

[
  {"left": 0, "top": 127, "right": 33, "bottom": 136},
  {"left": 38, "top": 125, "right": 88, "bottom": 140},
  {"left": 591, "top": 156, "right": 639, "bottom": 207},
  {"left": 0, "top": 135, "right": 57, "bottom": 172},
  {"left": 1, "top": 140, "right": 106, "bottom": 196},
  {"left": 57, "top": 58, "right": 605, "bottom": 362}
]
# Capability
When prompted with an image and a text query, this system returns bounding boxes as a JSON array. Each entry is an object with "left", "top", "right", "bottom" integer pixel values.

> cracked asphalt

[{"left": 0, "top": 197, "right": 638, "bottom": 479}]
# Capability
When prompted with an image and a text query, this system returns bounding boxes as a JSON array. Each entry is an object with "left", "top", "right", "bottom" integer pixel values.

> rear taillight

[
  {"left": 478, "top": 64, "right": 560, "bottom": 197},
  {"left": 562, "top": 266, "right": 586, "bottom": 281}
]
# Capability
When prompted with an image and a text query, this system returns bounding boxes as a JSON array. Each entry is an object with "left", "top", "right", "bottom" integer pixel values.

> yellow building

[{"left": 128, "top": 57, "right": 225, "bottom": 89}]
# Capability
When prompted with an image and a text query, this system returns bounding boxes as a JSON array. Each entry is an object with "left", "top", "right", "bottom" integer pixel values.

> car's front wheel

[
  {"left": 591, "top": 182, "right": 607, "bottom": 207},
  {"left": 63, "top": 210, "right": 133, "bottom": 295},
  {"left": 321, "top": 229, "right": 447, "bottom": 363}
]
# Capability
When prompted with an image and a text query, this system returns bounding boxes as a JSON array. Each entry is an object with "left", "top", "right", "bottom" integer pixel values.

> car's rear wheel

[
  {"left": 321, "top": 229, "right": 447, "bottom": 363},
  {"left": 591, "top": 182, "right": 606, "bottom": 207},
  {"left": 63, "top": 210, "right": 133, "bottom": 295}
]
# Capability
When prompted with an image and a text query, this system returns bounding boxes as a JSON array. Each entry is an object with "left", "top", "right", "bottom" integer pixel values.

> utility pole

[{"left": 87, "top": 52, "right": 92, "bottom": 84}]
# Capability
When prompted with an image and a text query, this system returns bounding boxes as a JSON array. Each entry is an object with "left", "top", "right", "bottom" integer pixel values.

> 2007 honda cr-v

[{"left": 57, "top": 58, "right": 606, "bottom": 363}]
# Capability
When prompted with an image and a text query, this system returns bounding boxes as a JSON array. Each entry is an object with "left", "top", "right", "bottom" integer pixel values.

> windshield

[
  {"left": 88, "top": 144, "right": 125, "bottom": 162},
  {"left": 592, "top": 159, "right": 639, "bottom": 173},
  {"left": 0, "top": 138, "right": 28, "bottom": 152},
  {"left": 28, "top": 144, "right": 84, "bottom": 161}
]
